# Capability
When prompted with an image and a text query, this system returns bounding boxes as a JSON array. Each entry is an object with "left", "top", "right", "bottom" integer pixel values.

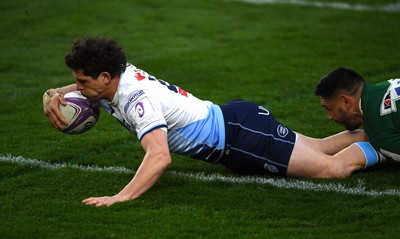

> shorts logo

[
  {"left": 135, "top": 102, "right": 145, "bottom": 118},
  {"left": 277, "top": 124, "right": 289, "bottom": 138},
  {"left": 264, "top": 163, "right": 278, "bottom": 174},
  {"left": 258, "top": 106, "right": 270, "bottom": 116}
]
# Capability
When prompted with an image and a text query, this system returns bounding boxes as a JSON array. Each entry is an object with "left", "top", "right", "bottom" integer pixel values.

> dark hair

[
  {"left": 314, "top": 67, "right": 365, "bottom": 98},
  {"left": 64, "top": 37, "right": 127, "bottom": 79}
]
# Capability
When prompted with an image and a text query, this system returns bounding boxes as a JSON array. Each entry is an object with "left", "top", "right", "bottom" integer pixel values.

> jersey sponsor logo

[
  {"left": 380, "top": 79, "right": 400, "bottom": 116},
  {"left": 128, "top": 96, "right": 161, "bottom": 132},
  {"left": 134, "top": 102, "right": 145, "bottom": 118},
  {"left": 393, "top": 79, "right": 400, "bottom": 98},
  {"left": 277, "top": 124, "right": 289, "bottom": 138},
  {"left": 136, "top": 113, "right": 160, "bottom": 132},
  {"left": 123, "top": 90, "right": 145, "bottom": 113},
  {"left": 383, "top": 92, "right": 391, "bottom": 110}
]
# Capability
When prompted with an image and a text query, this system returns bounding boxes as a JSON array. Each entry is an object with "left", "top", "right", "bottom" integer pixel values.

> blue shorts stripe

[
  {"left": 228, "top": 145, "right": 289, "bottom": 168},
  {"left": 227, "top": 122, "right": 295, "bottom": 145}
]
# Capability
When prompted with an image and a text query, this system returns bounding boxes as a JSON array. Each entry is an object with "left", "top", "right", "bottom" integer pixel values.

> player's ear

[
  {"left": 99, "top": 72, "right": 112, "bottom": 84},
  {"left": 341, "top": 95, "right": 352, "bottom": 109}
]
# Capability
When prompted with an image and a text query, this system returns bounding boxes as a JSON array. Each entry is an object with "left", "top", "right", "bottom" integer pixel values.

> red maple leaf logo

[{"left": 134, "top": 72, "right": 146, "bottom": 81}]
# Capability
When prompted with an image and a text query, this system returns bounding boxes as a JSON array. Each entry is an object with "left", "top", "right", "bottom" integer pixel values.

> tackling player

[
  {"left": 43, "top": 37, "right": 380, "bottom": 207},
  {"left": 315, "top": 67, "right": 399, "bottom": 162}
]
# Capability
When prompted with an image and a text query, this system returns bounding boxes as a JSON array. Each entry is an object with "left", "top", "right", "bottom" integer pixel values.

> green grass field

[{"left": 1, "top": 0, "right": 400, "bottom": 238}]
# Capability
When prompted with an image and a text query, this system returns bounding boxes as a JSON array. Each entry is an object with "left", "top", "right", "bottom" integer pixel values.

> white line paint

[
  {"left": 231, "top": 0, "right": 400, "bottom": 13},
  {"left": 2, "top": 154, "right": 400, "bottom": 197}
]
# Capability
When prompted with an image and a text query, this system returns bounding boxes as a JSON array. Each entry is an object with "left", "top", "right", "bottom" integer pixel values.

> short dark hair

[
  {"left": 64, "top": 36, "right": 127, "bottom": 79},
  {"left": 314, "top": 67, "right": 365, "bottom": 98}
]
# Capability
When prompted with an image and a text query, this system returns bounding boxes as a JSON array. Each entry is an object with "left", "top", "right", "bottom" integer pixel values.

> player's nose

[{"left": 76, "top": 82, "right": 84, "bottom": 90}]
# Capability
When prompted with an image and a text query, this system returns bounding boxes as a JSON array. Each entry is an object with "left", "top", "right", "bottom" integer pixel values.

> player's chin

[
  {"left": 86, "top": 94, "right": 101, "bottom": 102},
  {"left": 81, "top": 93, "right": 95, "bottom": 101},
  {"left": 79, "top": 92, "right": 90, "bottom": 99},
  {"left": 344, "top": 124, "right": 360, "bottom": 132}
]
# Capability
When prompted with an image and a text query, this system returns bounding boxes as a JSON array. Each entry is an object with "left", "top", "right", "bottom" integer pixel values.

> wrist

[{"left": 116, "top": 192, "right": 137, "bottom": 202}]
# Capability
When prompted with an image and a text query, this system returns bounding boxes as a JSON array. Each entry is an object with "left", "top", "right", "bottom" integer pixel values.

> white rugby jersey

[{"left": 99, "top": 64, "right": 226, "bottom": 162}]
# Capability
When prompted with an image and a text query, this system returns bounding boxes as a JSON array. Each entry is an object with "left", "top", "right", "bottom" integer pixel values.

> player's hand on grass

[
  {"left": 43, "top": 89, "right": 68, "bottom": 130},
  {"left": 82, "top": 195, "right": 126, "bottom": 207}
]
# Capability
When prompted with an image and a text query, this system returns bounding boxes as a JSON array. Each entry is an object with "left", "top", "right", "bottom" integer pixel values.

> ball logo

[
  {"left": 83, "top": 121, "right": 94, "bottom": 130},
  {"left": 135, "top": 102, "right": 145, "bottom": 118},
  {"left": 277, "top": 124, "right": 289, "bottom": 138},
  {"left": 60, "top": 91, "right": 99, "bottom": 134}
]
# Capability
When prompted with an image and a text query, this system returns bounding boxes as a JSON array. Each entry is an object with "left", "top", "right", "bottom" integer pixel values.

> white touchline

[
  {"left": 2, "top": 154, "right": 400, "bottom": 197},
  {"left": 229, "top": 0, "right": 400, "bottom": 13}
]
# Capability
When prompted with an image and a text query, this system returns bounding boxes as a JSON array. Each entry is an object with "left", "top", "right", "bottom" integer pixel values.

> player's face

[
  {"left": 320, "top": 97, "right": 362, "bottom": 131},
  {"left": 72, "top": 70, "right": 107, "bottom": 101}
]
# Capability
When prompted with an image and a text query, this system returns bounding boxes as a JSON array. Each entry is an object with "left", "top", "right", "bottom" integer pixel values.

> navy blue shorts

[{"left": 219, "top": 100, "right": 296, "bottom": 176}]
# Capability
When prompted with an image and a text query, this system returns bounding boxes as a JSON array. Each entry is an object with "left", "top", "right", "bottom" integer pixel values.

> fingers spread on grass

[{"left": 82, "top": 196, "right": 117, "bottom": 207}]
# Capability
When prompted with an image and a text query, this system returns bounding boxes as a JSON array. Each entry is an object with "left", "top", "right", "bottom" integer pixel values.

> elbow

[
  {"left": 145, "top": 148, "right": 171, "bottom": 170},
  {"left": 165, "top": 156, "right": 172, "bottom": 167},
  {"left": 161, "top": 153, "right": 172, "bottom": 168}
]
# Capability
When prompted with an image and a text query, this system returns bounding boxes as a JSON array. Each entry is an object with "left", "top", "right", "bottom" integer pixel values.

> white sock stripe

[{"left": 1, "top": 154, "right": 400, "bottom": 197}]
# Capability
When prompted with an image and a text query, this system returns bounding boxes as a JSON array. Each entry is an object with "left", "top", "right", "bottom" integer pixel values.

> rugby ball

[{"left": 59, "top": 91, "right": 100, "bottom": 134}]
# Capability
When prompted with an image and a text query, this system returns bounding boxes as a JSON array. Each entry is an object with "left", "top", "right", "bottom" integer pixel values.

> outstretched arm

[
  {"left": 43, "top": 84, "right": 77, "bottom": 130},
  {"left": 82, "top": 128, "right": 172, "bottom": 207}
]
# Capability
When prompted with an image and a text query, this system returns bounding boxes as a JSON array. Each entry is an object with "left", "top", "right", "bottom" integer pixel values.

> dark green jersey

[{"left": 361, "top": 79, "right": 400, "bottom": 160}]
